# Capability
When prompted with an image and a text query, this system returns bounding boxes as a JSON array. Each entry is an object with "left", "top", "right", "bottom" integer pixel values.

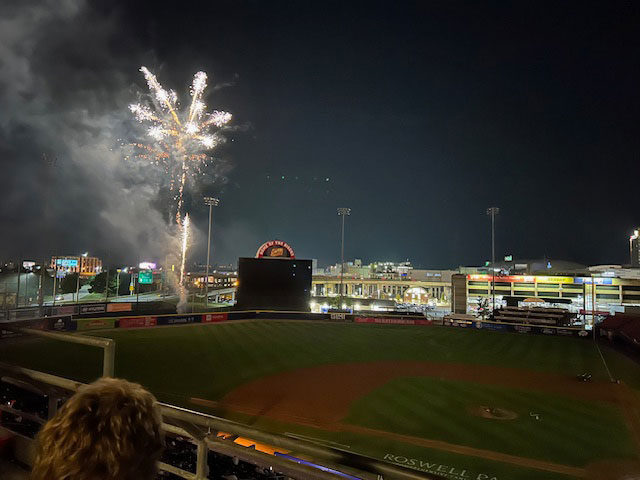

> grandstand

[{"left": 491, "top": 306, "right": 573, "bottom": 327}]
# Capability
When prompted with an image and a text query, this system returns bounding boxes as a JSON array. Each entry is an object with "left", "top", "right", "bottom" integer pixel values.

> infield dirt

[{"left": 190, "top": 360, "right": 640, "bottom": 478}]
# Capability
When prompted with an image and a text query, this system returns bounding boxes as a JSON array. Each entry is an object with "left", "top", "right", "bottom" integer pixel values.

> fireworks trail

[
  {"left": 180, "top": 214, "right": 190, "bottom": 286},
  {"left": 129, "top": 66, "right": 232, "bottom": 287}
]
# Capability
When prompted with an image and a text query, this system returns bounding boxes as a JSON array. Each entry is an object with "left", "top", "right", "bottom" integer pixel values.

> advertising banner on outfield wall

[
  {"left": 119, "top": 316, "right": 157, "bottom": 328},
  {"left": 79, "top": 304, "right": 107, "bottom": 315},
  {"left": 202, "top": 313, "right": 228, "bottom": 323},
  {"left": 107, "top": 303, "right": 132, "bottom": 313},
  {"left": 48, "top": 316, "right": 75, "bottom": 331},
  {"left": 51, "top": 305, "right": 78, "bottom": 316},
  {"left": 473, "top": 321, "right": 507, "bottom": 332},
  {"left": 157, "top": 315, "right": 200, "bottom": 326},
  {"left": 76, "top": 318, "right": 116, "bottom": 331},
  {"left": 355, "top": 316, "right": 433, "bottom": 325}
]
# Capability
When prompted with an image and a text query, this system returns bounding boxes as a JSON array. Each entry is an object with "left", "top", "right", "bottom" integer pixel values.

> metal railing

[
  {"left": 0, "top": 361, "right": 437, "bottom": 480},
  {"left": 2, "top": 326, "right": 115, "bottom": 377}
]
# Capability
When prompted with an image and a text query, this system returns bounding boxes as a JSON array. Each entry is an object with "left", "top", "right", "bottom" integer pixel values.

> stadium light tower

[
  {"left": 486, "top": 207, "right": 500, "bottom": 312},
  {"left": 204, "top": 197, "right": 220, "bottom": 307},
  {"left": 337, "top": 207, "right": 351, "bottom": 308}
]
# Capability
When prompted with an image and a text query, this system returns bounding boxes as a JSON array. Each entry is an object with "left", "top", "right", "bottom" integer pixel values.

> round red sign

[{"left": 256, "top": 240, "right": 295, "bottom": 259}]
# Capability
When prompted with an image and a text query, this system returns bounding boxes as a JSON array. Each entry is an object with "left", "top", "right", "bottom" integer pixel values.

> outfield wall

[{"left": 3, "top": 310, "right": 590, "bottom": 341}]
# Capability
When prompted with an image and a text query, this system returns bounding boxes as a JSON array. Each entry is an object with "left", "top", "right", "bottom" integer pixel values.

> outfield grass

[
  {"left": 2, "top": 322, "right": 636, "bottom": 395},
  {"left": 1, "top": 321, "right": 639, "bottom": 479}
]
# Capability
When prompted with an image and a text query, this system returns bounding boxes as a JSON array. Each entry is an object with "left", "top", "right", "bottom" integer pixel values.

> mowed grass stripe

[
  {"left": 346, "top": 376, "right": 637, "bottom": 466},
  {"left": 1, "top": 321, "right": 636, "bottom": 396}
]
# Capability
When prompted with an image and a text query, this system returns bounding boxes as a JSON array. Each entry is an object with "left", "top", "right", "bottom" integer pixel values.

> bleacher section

[{"left": 492, "top": 306, "right": 573, "bottom": 327}]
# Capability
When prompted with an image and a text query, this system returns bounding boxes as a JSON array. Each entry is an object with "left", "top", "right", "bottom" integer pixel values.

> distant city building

[
  {"left": 50, "top": 254, "right": 102, "bottom": 276},
  {"left": 187, "top": 271, "right": 237, "bottom": 289},
  {"left": 457, "top": 267, "right": 640, "bottom": 317},
  {"left": 312, "top": 259, "right": 454, "bottom": 309}
]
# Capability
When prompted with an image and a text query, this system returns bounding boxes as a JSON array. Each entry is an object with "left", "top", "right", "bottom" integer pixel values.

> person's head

[{"left": 32, "top": 377, "right": 164, "bottom": 480}]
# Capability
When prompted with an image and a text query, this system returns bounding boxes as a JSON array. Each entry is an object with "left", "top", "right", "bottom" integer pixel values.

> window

[
  {"left": 540, "top": 291, "right": 560, "bottom": 297},
  {"left": 514, "top": 291, "right": 536, "bottom": 297},
  {"left": 562, "top": 292, "right": 581, "bottom": 298},
  {"left": 469, "top": 288, "right": 488, "bottom": 295},
  {"left": 597, "top": 293, "right": 620, "bottom": 300},
  {"left": 596, "top": 285, "right": 619, "bottom": 292}
]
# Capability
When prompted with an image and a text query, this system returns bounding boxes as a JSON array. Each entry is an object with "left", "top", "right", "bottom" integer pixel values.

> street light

[
  {"left": 486, "top": 207, "right": 500, "bottom": 313},
  {"left": 204, "top": 197, "right": 220, "bottom": 307},
  {"left": 337, "top": 207, "right": 351, "bottom": 309}
]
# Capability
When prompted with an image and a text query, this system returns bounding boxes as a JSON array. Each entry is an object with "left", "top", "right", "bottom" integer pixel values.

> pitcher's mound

[{"left": 468, "top": 406, "right": 518, "bottom": 420}]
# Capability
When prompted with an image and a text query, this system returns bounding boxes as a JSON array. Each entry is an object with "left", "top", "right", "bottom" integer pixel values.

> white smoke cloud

[{"left": 0, "top": 0, "right": 192, "bottom": 264}]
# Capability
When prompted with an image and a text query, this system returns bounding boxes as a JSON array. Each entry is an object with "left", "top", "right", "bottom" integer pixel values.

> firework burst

[
  {"left": 129, "top": 66, "right": 231, "bottom": 288},
  {"left": 129, "top": 66, "right": 232, "bottom": 227}
]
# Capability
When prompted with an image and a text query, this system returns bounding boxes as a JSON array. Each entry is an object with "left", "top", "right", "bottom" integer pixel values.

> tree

[
  {"left": 89, "top": 272, "right": 107, "bottom": 294},
  {"left": 328, "top": 296, "right": 353, "bottom": 309},
  {"left": 60, "top": 273, "right": 78, "bottom": 294},
  {"left": 90, "top": 270, "right": 118, "bottom": 295}
]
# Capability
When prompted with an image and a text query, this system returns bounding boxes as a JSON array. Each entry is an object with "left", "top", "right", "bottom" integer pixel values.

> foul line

[
  {"left": 595, "top": 341, "right": 614, "bottom": 382},
  {"left": 342, "top": 424, "right": 586, "bottom": 478}
]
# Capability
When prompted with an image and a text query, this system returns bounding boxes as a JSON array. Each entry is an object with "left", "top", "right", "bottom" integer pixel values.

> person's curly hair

[{"left": 31, "top": 377, "right": 164, "bottom": 480}]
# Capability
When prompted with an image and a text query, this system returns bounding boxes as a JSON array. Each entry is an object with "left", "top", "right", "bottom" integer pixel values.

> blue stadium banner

[{"left": 474, "top": 321, "right": 507, "bottom": 331}]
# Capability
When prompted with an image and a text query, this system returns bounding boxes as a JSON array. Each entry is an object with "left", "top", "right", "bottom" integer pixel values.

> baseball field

[{"left": 2, "top": 320, "right": 640, "bottom": 480}]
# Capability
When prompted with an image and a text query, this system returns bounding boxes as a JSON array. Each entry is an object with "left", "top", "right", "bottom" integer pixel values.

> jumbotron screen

[{"left": 236, "top": 257, "right": 312, "bottom": 311}]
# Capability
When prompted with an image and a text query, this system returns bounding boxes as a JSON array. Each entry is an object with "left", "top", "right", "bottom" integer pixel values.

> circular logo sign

[{"left": 256, "top": 240, "right": 295, "bottom": 259}]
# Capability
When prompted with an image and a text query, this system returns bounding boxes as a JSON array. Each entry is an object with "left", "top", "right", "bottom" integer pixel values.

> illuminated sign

[
  {"left": 467, "top": 274, "right": 576, "bottom": 284},
  {"left": 56, "top": 258, "right": 78, "bottom": 268},
  {"left": 22, "top": 261, "right": 36, "bottom": 269},
  {"left": 574, "top": 277, "right": 613, "bottom": 285},
  {"left": 139, "top": 262, "right": 157, "bottom": 270},
  {"left": 534, "top": 276, "right": 574, "bottom": 284},
  {"left": 467, "top": 274, "right": 535, "bottom": 283},
  {"left": 256, "top": 240, "right": 295, "bottom": 259},
  {"left": 504, "top": 255, "right": 513, "bottom": 262},
  {"left": 138, "top": 271, "right": 153, "bottom": 284}
]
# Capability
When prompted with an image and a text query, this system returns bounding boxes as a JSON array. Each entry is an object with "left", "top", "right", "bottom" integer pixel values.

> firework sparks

[{"left": 129, "top": 66, "right": 232, "bottom": 227}]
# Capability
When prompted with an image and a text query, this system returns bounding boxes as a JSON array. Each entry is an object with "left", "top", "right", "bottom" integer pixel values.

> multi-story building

[
  {"left": 453, "top": 268, "right": 640, "bottom": 316},
  {"left": 187, "top": 272, "right": 237, "bottom": 289},
  {"left": 50, "top": 254, "right": 102, "bottom": 277},
  {"left": 314, "top": 259, "right": 455, "bottom": 306}
]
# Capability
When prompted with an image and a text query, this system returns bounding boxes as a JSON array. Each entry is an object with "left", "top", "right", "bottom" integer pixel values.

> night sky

[{"left": 1, "top": 1, "right": 639, "bottom": 268}]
